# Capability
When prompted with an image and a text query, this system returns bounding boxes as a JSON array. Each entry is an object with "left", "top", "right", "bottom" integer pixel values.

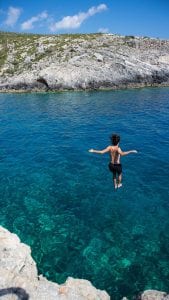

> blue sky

[{"left": 0, "top": 0, "right": 169, "bottom": 39}]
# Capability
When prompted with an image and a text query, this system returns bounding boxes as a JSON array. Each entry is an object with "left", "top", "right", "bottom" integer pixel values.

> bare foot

[{"left": 118, "top": 183, "right": 122, "bottom": 188}]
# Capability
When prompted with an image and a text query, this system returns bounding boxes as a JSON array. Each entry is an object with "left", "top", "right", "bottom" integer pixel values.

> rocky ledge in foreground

[
  {"left": 0, "top": 32, "right": 169, "bottom": 92},
  {"left": 0, "top": 226, "right": 169, "bottom": 300},
  {"left": 0, "top": 226, "right": 109, "bottom": 300}
]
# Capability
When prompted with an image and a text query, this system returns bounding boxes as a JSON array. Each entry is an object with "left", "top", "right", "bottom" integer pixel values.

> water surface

[{"left": 0, "top": 88, "right": 169, "bottom": 299}]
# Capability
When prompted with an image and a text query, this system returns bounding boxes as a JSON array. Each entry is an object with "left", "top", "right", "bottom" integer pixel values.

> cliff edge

[
  {"left": 0, "top": 226, "right": 109, "bottom": 300},
  {"left": 1, "top": 226, "right": 169, "bottom": 300}
]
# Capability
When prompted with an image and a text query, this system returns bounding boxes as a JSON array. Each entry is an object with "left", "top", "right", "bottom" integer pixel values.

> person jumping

[{"left": 89, "top": 134, "right": 138, "bottom": 189}]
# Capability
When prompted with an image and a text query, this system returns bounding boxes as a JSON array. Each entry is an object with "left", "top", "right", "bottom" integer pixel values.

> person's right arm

[
  {"left": 88, "top": 146, "right": 111, "bottom": 154},
  {"left": 118, "top": 148, "right": 137, "bottom": 156}
]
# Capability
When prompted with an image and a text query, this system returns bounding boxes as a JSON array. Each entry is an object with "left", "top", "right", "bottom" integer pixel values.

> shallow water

[{"left": 0, "top": 88, "right": 169, "bottom": 298}]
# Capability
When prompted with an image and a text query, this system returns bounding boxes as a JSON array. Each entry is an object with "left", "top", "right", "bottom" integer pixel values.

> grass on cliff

[{"left": 0, "top": 31, "right": 103, "bottom": 71}]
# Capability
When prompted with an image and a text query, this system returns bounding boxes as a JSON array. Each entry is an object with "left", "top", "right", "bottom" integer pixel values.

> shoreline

[{"left": 0, "top": 82, "right": 169, "bottom": 94}]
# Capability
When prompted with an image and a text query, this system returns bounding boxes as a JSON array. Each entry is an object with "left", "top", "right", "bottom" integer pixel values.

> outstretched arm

[
  {"left": 89, "top": 146, "right": 111, "bottom": 154},
  {"left": 118, "top": 148, "right": 138, "bottom": 156}
]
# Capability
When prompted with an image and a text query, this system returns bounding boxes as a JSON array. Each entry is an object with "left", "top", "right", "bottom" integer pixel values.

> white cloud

[
  {"left": 98, "top": 27, "right": 109, "bottom": 33},
  {"left": 4, "top": 6, "right": 22, "bottom": 27},
  {"left": 21, "top": 11, "right": 48, "bottom": 30},
  {"left": 50, "top": 4, "right": 107, "bottom": 32}
]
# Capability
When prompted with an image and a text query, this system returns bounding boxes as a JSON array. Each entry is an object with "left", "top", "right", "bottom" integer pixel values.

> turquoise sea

[{"left": 0, "top": 88, "right": 169, "bottom": 299}]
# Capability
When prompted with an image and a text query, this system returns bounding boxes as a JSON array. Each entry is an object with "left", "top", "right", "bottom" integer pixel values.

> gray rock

[
  {"left": 0, "top": 226, "right": 110, "bottom": 300},
  {"left": 94, "top": 53, "right": 104, "bottom": 62},
  {"left": 139, "top": 290, "right": 169, "bottom": 300}
]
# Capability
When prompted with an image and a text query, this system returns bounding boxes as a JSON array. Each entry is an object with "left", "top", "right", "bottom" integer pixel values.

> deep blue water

[{"left": 0, "top": 88, "right": 169, "bottom": 299}]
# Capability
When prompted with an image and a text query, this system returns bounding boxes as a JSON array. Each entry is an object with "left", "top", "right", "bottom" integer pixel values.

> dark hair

[{"left": 110, "top": 134, "right": 120, "bottom": 145}]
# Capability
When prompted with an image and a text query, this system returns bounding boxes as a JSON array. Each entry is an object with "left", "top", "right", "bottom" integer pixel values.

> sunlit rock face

[
  {"left": 0, "top": 226, "right": 110, "bottom": 300},
  {"left": 0, "top": 33, "right": 169, "bottom": 91},
  {"left": 138, "top": 290, "right": 169, "bottom": 300}
]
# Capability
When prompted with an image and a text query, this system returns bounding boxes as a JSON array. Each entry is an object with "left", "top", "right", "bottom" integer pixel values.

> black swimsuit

[{"left": 108, "top": 162, "right": 122, "bottom": 178}]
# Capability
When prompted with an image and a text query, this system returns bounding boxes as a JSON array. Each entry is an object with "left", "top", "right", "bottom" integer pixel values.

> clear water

[{"left": 0, "top": 88, "right": 169, "bottom": 299}]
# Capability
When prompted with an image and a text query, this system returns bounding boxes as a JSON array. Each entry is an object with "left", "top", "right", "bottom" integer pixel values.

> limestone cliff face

[
  {"left": 0, "top": 226, "right": 109, "bottom": 300},
  {"left": 0, "top": 32, "right": 169, "bottom": 91}
]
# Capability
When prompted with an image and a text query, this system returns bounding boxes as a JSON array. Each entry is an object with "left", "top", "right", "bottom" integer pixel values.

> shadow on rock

[{"left": 0, "top": 287, "right": 29, "bottom": 299}]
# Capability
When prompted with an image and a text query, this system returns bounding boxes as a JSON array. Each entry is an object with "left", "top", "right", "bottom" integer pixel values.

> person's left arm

[
  {"left": 88, "top": 146, "right": 111, "bottom": 154},
  {"left": 118, "top": 147, "right": 138, "bottom": 156}
]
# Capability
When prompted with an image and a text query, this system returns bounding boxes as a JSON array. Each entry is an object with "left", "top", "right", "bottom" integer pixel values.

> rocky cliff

[
  {"left": 0, "top": 32, "right": 169, "bottom": 91},
  {"left": 0, "top": 226, "right": 109, "bottom": 300},
  {"left": 1, "top": 226, "right": 169, "bottom": 300}
]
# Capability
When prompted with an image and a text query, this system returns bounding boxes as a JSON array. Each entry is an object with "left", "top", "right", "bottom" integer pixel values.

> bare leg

[
  {"left": 113, "top": 177, "right": 117, "bottom": 189},
  {"left": 118, "top": 173, "right": 122, "bottom": 188}
]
